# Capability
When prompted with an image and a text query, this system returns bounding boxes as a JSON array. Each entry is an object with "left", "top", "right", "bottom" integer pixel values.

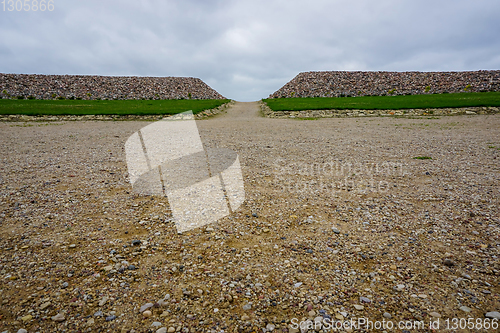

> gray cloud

[{"left": 1, "top": 0, "right": 499, "bottom": 101}]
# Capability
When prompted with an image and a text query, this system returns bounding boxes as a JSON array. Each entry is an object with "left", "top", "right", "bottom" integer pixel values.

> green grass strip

[
  {"left": 263, "top": 92, "right": 500, "bottom": 111},
  {"left": 0, "top": 99, "right": 230, "bottom": 116}
]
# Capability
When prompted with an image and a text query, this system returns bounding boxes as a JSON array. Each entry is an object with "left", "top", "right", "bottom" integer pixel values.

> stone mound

[
  {"left": 0, "top": 73, "right": 225, "bottom": 100},
  {"left": 269, "top": 70, "right": 500, "bottom": 98}
]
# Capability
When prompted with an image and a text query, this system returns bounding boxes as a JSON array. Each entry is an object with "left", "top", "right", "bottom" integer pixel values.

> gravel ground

[{"left": 0, "top": 102, "right": 499, "bottom": 332}]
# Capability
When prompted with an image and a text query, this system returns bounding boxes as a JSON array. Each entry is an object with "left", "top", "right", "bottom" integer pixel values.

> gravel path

[{"left": 1, "top": 103, "right": 499, "bottom": 332}]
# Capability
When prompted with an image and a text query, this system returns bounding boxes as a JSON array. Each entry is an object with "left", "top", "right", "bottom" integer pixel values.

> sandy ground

[{"left": 0, "top": 102, "right": 499, "bottom": 332}]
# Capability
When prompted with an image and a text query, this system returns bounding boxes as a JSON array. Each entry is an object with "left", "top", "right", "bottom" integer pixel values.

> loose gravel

[{"left": 0, "top": 102, "right": 499, "bottom": 332}]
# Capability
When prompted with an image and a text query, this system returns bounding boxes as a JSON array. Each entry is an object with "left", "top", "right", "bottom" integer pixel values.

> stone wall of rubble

[
  {"left": 269, "top": 70, "right": 500, "bottom": 98},
  {"left": 0, "top": 73, "right": 225, "bottom": 100},
  {"left": 260, "top": 101, "right": 500, "bottom": 118},
  {"left": 0, "top": 100, "right": 235, "bottom": 121}
]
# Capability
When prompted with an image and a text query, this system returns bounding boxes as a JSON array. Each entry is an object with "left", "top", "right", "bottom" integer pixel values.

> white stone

[{"left": 485, "top": 312, "right": 500, "bottom": 320}]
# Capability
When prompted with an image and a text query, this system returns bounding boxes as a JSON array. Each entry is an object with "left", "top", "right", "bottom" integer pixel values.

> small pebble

[
  {"left": 266, "top": 323, "right": 275, "bottom": 331},
  {"left": 98, "top": 297, "right": 109, "bottom": 306},
  {"left": 485, "top": 312, "right": 500, "bottom": 320},
  {"left": 140, "top": 303, "right": 154, "bottom": 313},
  {"left": 429, "top": 312, "right": 441, "bottom": 318},
  {"left": 39, "top": 302, "right": 51, "bottom": 310},
  {"left": 51, "top": 313, "right": 65, "bottom": 322},
  {"left": 443, "top": 258, "right": 455, "bottom": 266},
  {"left": 21, "top": 314, "right": 32, "bottom": 322}
]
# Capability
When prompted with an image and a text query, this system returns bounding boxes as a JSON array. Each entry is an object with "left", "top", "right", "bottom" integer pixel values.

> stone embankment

[
  {"left": 261, "top": 102, "right": 500, "bottom": 119},
  {"left": 269, "top": 71, "right": 500, "bottom": 98},
  {"left": 0, "top": 74, "right": 225, "bottom": 100}
]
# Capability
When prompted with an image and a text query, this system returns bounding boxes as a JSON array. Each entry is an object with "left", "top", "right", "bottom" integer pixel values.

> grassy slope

[
  {"left": 0, "top": 99, "right": 230, "bottom": 116},
  {"left": 263, "top": 92, "right": 500, "bottom": 111}
]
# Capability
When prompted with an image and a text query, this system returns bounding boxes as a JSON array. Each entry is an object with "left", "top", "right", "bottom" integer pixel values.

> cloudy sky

[{"left": 1, "top": 0, "right": 499, "bottom": 101}]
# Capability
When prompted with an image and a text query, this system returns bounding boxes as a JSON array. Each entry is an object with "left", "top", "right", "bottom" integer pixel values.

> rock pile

[
  {"left": 260, "top": 102, "right": 500, "bottom": 119},
  {"left": 0, "top": 74, "right": 225, "bottom": 100},
  {"left": 269, "top": 70, "right": 500, "bottom": 98}
]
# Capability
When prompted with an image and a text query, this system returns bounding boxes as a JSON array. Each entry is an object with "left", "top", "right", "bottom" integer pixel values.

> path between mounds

[{"left": 211, "top": 101, "right": 262, "bottom": 121}]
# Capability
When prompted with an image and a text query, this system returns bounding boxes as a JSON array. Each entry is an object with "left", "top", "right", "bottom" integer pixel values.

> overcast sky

[{"left": 1, "top": 0, "right": 499, "bottom": 101}]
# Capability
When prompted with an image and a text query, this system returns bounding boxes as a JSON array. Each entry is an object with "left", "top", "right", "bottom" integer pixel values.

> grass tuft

[{"left": 413, "top": 156, "right": 432, "bottom": 160}]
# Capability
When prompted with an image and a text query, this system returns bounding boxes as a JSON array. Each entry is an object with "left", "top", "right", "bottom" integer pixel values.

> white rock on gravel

[
  {"left": 485, "top": 312, "right": 500, "bottom": 320},
  {"left": 51, "top": 313, "right": 65, "bottom": 322}
]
